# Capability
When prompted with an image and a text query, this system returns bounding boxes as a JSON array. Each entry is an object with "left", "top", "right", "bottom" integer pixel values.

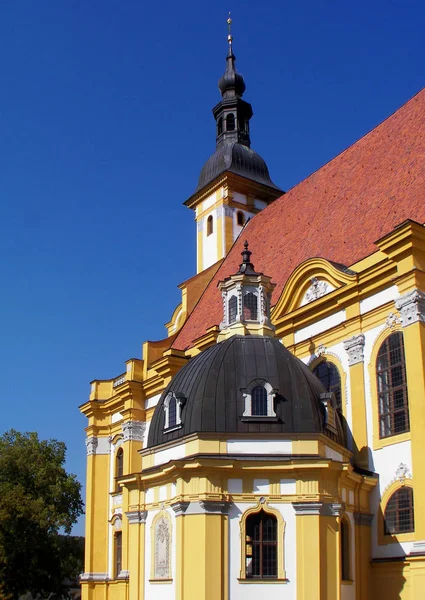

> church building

[{"left": 80, "top": 22, "right": 425, "bottom": 600}]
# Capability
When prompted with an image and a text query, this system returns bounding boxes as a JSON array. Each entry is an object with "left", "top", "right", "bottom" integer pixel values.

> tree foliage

[{"left": 0, "top": 430, "right": 84, "bottom": 599}]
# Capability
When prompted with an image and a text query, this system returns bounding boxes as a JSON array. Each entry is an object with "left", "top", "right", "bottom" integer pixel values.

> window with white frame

[
  {"left": 242, "top": 380, "right": 277, "bottom": 419},
  {"left": 163, "top": 392, "right": 185, "bottom": 431}
]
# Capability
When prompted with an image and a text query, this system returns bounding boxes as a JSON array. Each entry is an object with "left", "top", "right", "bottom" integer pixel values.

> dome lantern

[{"left": 218, "top": 241, "right": 276, "bottom": 340}]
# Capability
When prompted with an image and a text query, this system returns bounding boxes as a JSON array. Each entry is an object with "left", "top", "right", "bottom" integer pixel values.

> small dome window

[
  {"left": 163, "top": 392, "right": 185, "bottom": 432},
  {"left": 251, "top": 386, "right": 268, "bottom": 416},
  {"left": 242, "top": 380, "right": 277, "bottom": 420},
  {"left": 237, "top": 211, "right": 245, "bottom": 227},
  {"left": 228, "top": 295, "right": 238, "bottom": 324},
  {"left": 243, "top": 292, "right": 258, "bottom": 321},
  {"left": 207, "top": 215, "right": 214, "bottom": 236},
  {"left": 226, "top": 113, "right": 235, "bottom": 131}
]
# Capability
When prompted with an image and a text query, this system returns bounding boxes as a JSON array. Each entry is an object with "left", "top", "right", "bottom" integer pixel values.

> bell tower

[{"left": 184, "top": 17, "right": 283, "bottom": 274}]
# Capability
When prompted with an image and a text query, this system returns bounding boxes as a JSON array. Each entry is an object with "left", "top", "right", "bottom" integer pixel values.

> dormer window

[
  {"left": 164, "top": 392, "right": 185, "bottom": 432},
  {"left": 252, "top": 385, "right": 267, "bottom": 415},
  {"left": 241, "top": 380, "right": 278, "bottom": 421},
  {"left": 243, "top": 292, "right": 258, "bottom": 320}
]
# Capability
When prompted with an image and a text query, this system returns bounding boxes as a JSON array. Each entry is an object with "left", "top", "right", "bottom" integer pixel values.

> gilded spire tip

[{"left": 227, "top": 11, "right": 233, "bottom": 48}]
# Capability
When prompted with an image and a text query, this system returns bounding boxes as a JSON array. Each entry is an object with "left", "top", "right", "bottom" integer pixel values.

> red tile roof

[{"left": 173, "top": 88, "right": 425, "bottom": 351}]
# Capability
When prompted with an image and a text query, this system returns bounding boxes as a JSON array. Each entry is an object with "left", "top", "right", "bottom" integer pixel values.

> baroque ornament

[
  {"left": 395, "top": 463, "right": 411, "bottom": 484},
  {"left": 154, "top": 516, "right": 171, "bottom": 579},
  {"left": 385, "top": 311, "right": 401, "bottom": 330},
  {"left": 122, "top": 420, "right": 146, "bottom": 443},
  {"left": 303, "top": 278, "right": 333, "bottom": 305}
]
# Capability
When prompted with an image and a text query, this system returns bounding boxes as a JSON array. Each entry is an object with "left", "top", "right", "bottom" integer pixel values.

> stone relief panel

[
  {"left": 300, "top": 278, "right": 335, "bottom": 306},
  {"left": 154, "top": 513, "right": 171, "bottom": 580}
]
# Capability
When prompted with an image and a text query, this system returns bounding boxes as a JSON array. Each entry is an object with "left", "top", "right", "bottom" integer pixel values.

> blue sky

[{"left": 1, "top": 1, "right": 425, "bottom": 534}]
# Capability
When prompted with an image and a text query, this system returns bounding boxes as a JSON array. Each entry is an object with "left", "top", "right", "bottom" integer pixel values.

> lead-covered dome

[
  {"left": 147, "top": 335, "right": 346, "bottom": 449},
  {"left": 196, "top": 141, "right": 281, "bottom": 192}
]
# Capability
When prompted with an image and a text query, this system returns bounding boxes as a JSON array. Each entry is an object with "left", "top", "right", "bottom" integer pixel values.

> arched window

[
  {"left": 217, "top": 117, "right": 223, "bottom": 136},
  {"left": 252, "top": 386, "right": 268, "bottom": 416},
  {"left": 226, "top": 113, "right": 235, "bottom": 131},
  {"left": 228, "top": 295, "right": 238, "bottom": 324},
  {"left": 376, "top": 332, "right": 409, "bottom": 438},
  {"left": 243, "top": 292, "right": 258, "bottom": 321},
  {"left": 340, "top": 517, "right": 350, "bottom": 581},
  {"left": 116, "top": 448, "right": 123, "bottom": 479},
  {"left": 237, "top": 211, "right": 245, "bottom": 226},
  {"left": 384, "top": 487, "right": 414, "bottom": 534},
  {"left": 207, "top": 215, "right": 213, "bottom": 236},
  {"left": 168, "top": 395, "right": 177, "bottom": 428},
  {"left": 313, "top": 360, "right": 342, "bottom": 411},
  {"left": 246, "top": 510, "right": 277, "bottom": 578},
  {"left": 163, "top": 392, "right": 185, "bottom": 431},
  {"left": 114, "top": 531, "right": 122, "bottom": 578}
]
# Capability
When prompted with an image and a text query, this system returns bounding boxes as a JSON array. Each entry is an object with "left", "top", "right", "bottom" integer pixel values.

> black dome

[
  {"left": 147, "top": 336, "right": 346, "bottom": 449},
  {"left": 196, "top": 142, "right": 282, "bottom": 192}
]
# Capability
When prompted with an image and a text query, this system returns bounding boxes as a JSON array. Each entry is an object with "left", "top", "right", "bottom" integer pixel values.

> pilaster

[
  {"left": 171, "top": 500, "right": 229, "bottom": 600},
  {"left": 354, "top": 512, "right": 373, "bottom": 600},
  {"left": 343, "top": 334, "right": 368, "bottom": 467},
  {"left": 126, "top": 510, "right": 147, "bottom": 600}
]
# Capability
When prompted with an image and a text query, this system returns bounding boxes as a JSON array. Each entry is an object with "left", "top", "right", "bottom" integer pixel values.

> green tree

[{"left": 0, "top": 430, "right": 84, "bottom": 599}]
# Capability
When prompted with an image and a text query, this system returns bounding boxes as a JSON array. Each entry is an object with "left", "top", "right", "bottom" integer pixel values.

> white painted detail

[
  {"left": 325, "top": 446, "right": 343, "bottom": 462},
  {"left": 254, "top": 199, "right": 267, "bottom": 210},
  {"left": 203, "top": 210, "right": 218, "bottom": 270},
  {"left": 360, "top": 286, "right": 398, "bottom": 315},
  {"left": 253, "top": 479, "right": 269, "bottom": 494},
  {"left": 342, "top": 488, "right": 347, "bottom": 502},
  {"left": 145, "top": 488, "right": 154, "bottom": 504},
  {"left": 349, "top": 490, "right": 354, "bottom": 505},
  {"left": 227, "top": 439, "right": 293, "bottom": 454},
  {"left": 294, "top": 310, "right": 346, "bottom": 344},
  {"left": 280, "top": 479, "right": 296, "bottom": 495},
  {"left": 171, "top": 482, "right": 177, "bottom": 499},
  {"left": 341, "top": 583, "right": 355, "bottom": 600},
  {"left": 154, "top": 442, "right": 186, "bottom": 466},
  {"left": 202, "top": 192, "right": 216, "bottom": 211},
  {"left": 96, "top": 437, "right": 111, "bottom": 455},
  {"left": 228, "top": 478, "right": 243, "bottom": 493},
  {"left": 159, "top": 485, "right": 167, "bottom": 501},
  {"left": 145, "top": 393, "right": 161, "bottom": 410},
  {"left": 232, "top": 192, "right": 247, "bottom": 205}
]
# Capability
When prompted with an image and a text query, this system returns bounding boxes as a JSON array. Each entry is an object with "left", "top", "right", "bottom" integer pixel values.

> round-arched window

[
  {"left": 384, "top": 487, "right": 414, "bottom": 534},
  {"left": 313, "top": 361, "right": 342, "bottom": 411}
]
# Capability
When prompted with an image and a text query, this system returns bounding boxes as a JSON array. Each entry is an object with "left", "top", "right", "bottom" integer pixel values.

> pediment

[{"left": 272, "top": 258, "right": 357, "bottom": 319}]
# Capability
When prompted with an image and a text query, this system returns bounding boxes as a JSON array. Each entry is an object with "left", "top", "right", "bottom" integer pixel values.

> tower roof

[
  {"left": 175, "top": 87, "right": 425, "bottom": 350},
  {"left": 188, "top": 20, "right": 282, "bottom": 199}
]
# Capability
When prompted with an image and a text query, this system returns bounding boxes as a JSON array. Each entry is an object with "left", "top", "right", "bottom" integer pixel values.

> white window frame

[
  {"left": 163, "top": 392, "right": 184, "bottom": 432},
  {"left": 242, "top": 380, "right": 277, "bottom": 417}
]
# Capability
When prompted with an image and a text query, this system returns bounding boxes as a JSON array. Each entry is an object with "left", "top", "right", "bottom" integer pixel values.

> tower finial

[{"left": 227, "top": 12, "right": 233, "bottom": 54}]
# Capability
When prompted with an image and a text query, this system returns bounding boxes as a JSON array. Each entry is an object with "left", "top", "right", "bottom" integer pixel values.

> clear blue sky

[{"left": 1, "top": 1, "right": 424, "bottom": 534}]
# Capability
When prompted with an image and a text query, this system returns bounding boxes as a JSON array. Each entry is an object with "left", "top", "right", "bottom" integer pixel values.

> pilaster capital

[
  {"left": 292, "top": 502, "right": 323, "bottom": 515},
  {"left": 126, "top": 510, "right": 148, "bottom": 524},
  {"left": 329, "top": 503, "right": 345, "bottom": 517},
  {"left": 353, "top": 512, "right": 374, "bottom": 526},
  {"left": 85, "top": 436, "right": 98, "bottom": 456},
  {"left": 171, "top": 501, "right": 190, "bottom": 516},
  {"left": 116, "top": 570, "right": 129, "bottom": 580},
  {"left": 343, "top": 334, "right": 366, "bottom": 366},
  {"left": 122, "top": 420, "right": 146, "bottom": 443},
  {"left": 395, "top": 289, "right": 425, "bottom": 327},
  {"left": 198, "top": 500, "right": 230, "bottom": 515}
]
